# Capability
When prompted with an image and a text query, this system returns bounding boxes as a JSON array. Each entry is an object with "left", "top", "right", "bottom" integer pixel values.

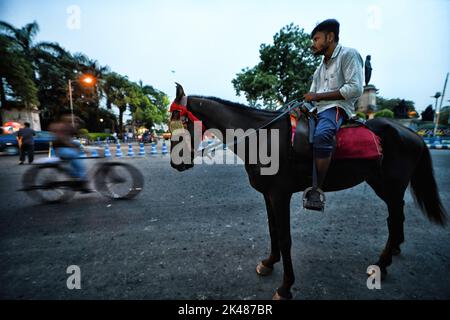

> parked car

[{"left": 0, "top": 131, "right": 55, "bottom": 155}]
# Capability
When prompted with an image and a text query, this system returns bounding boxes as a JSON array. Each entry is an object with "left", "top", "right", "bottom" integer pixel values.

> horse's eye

[{"left": 171, "top": 111, "right": 181, "bottom": 121}]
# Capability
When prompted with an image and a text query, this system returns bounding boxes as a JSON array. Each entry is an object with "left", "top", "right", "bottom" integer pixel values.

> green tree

[
  {"left": 376, "top": 96, "right": 416, "bottom": 115},
  {"left": 0, "top": 21, "right": 45, "bottom": 124},
  {"left": 1, "top": 20, "right": 73, "bottom": 126},
  {"left": 137, "top": 81, "right": 170, "bottom": 127},
  {"left": 355, "top": 112, "right": 367, "bottom": 120},
  {"left": 103, "top": 72, "right": 132, "bottom": 137},
  {"left": 374, "top": 108, "right": 394, "bottom": 118},
  {"left": 0, "top": 20, "right": 168, "bottom": 133},
  {"left": 232, "top": 23, "right": 320, "bottom": 109},
  {"left": 34, "top": 44, "right": 76, "bottom": 128},
  {"left": 69, "top": 53, "right": 111, "bottom": 131},
  {"left": 0, "top": 21, "right": 66, "bottom": 77},
  {"left": 0, "top": 34, "right": 39, "bottom": 109},
  {"left": 96, "top": 108, "right": 118, "bottom": 133}
]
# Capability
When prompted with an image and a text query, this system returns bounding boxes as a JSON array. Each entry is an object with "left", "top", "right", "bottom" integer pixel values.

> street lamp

[
  {"left": 432, "top": 92, "right": 441, "bottom": 137},
  {"left": 433, "top": 73, "right": 449, "bottom": 137},
  {"left": 68, "top": 74, "right": 96, "bottom": 127}
]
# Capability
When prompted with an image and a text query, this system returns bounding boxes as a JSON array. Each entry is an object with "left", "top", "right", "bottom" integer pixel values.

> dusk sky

[{"left": 1, "top": 0, "right": 449, "bottom": 112}]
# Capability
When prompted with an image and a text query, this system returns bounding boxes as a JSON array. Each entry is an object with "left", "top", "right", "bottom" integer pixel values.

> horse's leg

[
  {"left": 269, "top": 192, "right": 294, "bottom": 300},
  {"left": 256, "top": 193, "right": 281, "bottom": 276},
  {"left": 367, "top": 176, "right": 407, "bottom": 277},
  {"left": 385, "top": 198, "right": 405, "bottom": 256}
]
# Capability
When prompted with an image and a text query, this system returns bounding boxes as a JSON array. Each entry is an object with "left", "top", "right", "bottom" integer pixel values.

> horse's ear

[{"left": 175, "top": 82, "right": 187, "bottom": 105}]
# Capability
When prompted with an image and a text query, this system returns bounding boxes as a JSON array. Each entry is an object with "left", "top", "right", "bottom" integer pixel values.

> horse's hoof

[
  {"left": 273, "top": 288, "right": 292, "bottom": 300},
  {"left": 256, "top": 262, "right": 273, "bottom": 276}
]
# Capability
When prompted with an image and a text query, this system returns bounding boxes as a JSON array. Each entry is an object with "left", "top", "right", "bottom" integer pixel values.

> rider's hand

[{"left": 303, "top": 92, "right": 319, "bottom": 102}]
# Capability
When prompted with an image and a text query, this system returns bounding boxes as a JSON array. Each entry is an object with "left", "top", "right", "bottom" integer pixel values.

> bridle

[{"left": 169, "top": 101, "right": 207, "bottom": 159}]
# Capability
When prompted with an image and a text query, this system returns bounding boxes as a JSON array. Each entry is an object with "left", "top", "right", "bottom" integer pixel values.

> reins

[{"left": 197, "top": 100, "right": 314, "bottom": 158}]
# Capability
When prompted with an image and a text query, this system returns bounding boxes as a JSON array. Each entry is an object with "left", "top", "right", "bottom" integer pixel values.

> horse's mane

[{"left": 189, "top": 96, "right": 281, "bottom": 117}]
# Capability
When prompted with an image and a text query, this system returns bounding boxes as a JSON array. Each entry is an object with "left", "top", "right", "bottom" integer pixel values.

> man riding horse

[{"left": 303, "top": 19, "right": 364, "bottom": 211}]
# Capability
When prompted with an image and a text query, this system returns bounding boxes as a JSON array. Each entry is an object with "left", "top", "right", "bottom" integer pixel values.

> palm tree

[
  {"left": 0, "top": 20, "right": 68, "bottom": 124},
  {"left": 70, "top": 53, "right": 111, "bottom": 130},
  {"left": 34, "top": 44, "right": 76, "bottom": 128},
  {"left": 0, "top": 21, "right": 67, "bottom": 79},
  {"left": 103, "top": 72, "right": 133, "bottom": 137},
  {"left": 0, "top": 34, "right": 39, "bottom": 110}
]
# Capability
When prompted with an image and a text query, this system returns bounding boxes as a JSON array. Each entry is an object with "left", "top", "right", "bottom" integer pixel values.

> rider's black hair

[{"left": 311, "top": 19, "right": 340, "bottom": 43}]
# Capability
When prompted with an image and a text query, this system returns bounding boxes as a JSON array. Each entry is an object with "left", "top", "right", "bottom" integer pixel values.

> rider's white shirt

[{"left": 309, "top": 43, "right": 364, "bottom": 119}]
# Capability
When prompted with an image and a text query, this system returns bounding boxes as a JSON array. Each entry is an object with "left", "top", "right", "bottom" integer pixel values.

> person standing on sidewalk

[{"left": 17, "top": 122, "right": 35, "bottom": 165}]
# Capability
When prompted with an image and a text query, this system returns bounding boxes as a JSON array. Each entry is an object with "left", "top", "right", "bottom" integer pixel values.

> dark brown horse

[{"left": 169, "top": 84, "right": 447, "bottom": 299}]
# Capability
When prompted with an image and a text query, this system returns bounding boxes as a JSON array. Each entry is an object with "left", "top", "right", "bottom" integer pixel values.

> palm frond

[
  {"left": 0, "top": 21, "right": 17, "bottom": 36},
  {"left": 23, "top": 21, "right": 39, "bottom": 39},
  {"left": 35, "top": 41, "right": 69, "bottom": 57}
]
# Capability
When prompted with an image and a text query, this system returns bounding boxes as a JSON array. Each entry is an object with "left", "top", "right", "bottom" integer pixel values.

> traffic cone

[
  {"left": 138, "top": 143, "right": 145, "bottom": 156},
  {"left": 91, "top": 148, "right": 99, "bottom": 158},
  {"left": 79, "top": 146, "right": 87, "bottom": 158},
  {"left": 127, "top": 143, "right": 135, "bottom": 157},
  {"left": 48, "top": 142, "right": 56, "bottom": 158},
  {"left": 104, "top": 144, "right": 111, "bottom": 158},
  {"left": 116, "top": 143, "right": 123, "bottom": 157},
  {"left": 161, "top": 141, "right": 168, "bottom": 155},
  {"left": 150, "top": 142, "right": 158, "bottom": 155}
]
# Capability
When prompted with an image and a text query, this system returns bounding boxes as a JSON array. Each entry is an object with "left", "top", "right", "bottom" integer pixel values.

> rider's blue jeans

[
  {"left": 57, "top": 147, "right": 87, "bottom": 180},
  {"left": 313, "top": 107, "right": 346, "bottom": 158}
]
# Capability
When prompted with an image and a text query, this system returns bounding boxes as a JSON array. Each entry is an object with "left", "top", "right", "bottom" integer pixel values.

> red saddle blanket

[{"left": 333, "top": 126, "right": 382, "bottom": 160}]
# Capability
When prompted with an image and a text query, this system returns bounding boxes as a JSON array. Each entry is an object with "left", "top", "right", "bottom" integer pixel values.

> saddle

[{"left": 290, "top": 106, "right": 382, "bottom": 160}]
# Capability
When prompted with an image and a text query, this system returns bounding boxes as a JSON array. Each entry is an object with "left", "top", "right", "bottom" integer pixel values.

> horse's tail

[{"left": 410, "top": 145, "right": 447, "bottom": 226}]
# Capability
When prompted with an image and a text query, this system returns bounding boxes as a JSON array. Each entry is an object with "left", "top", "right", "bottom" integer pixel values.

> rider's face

[{"left": 311, "top": 31, "right": 330, "bottom": 56}]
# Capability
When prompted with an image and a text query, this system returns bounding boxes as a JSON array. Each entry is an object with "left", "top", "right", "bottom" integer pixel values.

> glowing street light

[
  {"left": 68, "top": 74, "right": 97, "bottom": 127},
  {"left": 81, "top": 74, "right": 95, "bottom": 85}
]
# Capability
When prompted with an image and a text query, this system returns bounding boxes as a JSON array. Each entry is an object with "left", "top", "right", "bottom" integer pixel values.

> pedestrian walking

[{"left": 16, "top": 122, "right": 35, "bottom": 165}]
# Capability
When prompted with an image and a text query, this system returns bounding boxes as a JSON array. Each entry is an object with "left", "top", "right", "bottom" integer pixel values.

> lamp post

[
  {"left": 68, "top": 79, "right": 74, "bottom": 127},
  {"left": 432, "top": 92, "right": 441, "bottom": 137},
  {"left": 68, "top": 74, "right": 96, "bottom": 128},
  {"left": 433, "top": 73, "right": 449, "bottom": 137}
]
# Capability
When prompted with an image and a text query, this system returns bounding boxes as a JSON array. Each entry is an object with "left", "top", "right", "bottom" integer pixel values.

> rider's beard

[{"left": 313, "top": 44, "right": 328, "bottom": 56}]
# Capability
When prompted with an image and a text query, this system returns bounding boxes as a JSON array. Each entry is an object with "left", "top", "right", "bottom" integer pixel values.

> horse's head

[{"left": 169, "top": 83, "right": 202, "bottom": 172}]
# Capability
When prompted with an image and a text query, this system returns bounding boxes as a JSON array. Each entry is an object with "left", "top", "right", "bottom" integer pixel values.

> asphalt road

[{"left": 0, "top": 149, "right": 449, "bottom": 300}]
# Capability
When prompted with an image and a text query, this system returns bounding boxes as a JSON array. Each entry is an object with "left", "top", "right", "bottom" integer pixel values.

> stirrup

[{"left": 303, "top": 187, "right": 326, "bottom": 212}]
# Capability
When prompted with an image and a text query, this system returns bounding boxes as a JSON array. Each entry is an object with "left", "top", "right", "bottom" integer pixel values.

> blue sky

[{"left": 1, "top": 0, "right": 449, "bottom": 112}]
